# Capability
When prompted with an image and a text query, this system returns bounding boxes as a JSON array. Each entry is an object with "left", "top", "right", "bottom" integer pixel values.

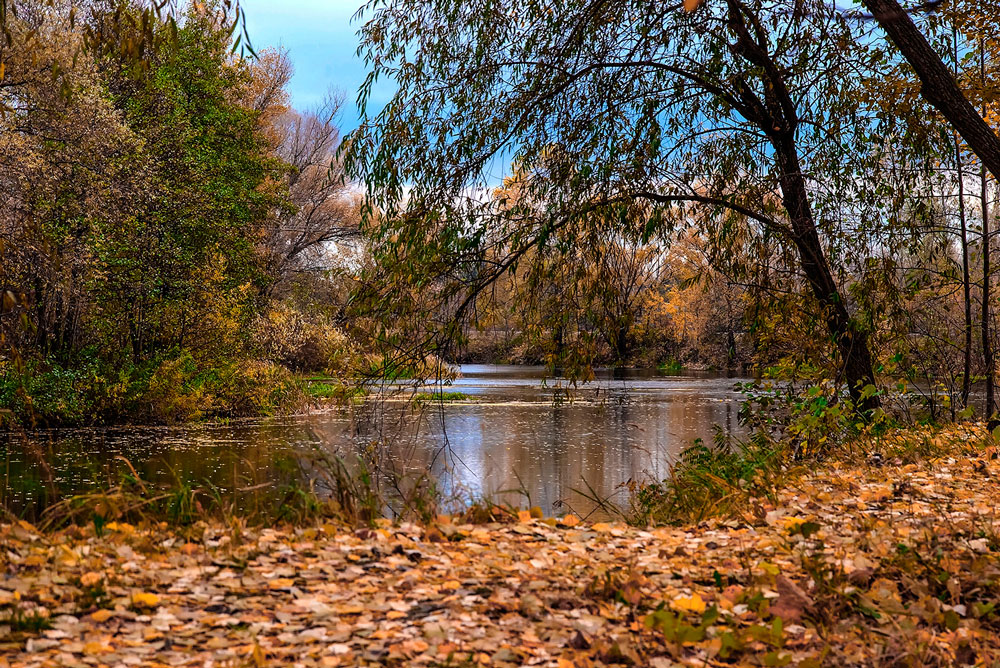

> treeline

[
  {"left": 0, "top": 0, "right": 362, "bottom": 425},
  {"left": 456, "top": 227, "right": 747, "bottom": 371},
  {"left": 6, "top": 0, "right": 1000, "bottom": 430}
]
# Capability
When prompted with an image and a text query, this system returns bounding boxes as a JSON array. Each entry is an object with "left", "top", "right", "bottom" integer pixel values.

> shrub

[
  {"left": 253, "top": 302, "right": 354, "bottom": 374},
  {"left": 629, "top": 430, "right": 788, "bottom": 526},
  {"left": 142, "top": 353, "right": 209, "bottom": 423}
]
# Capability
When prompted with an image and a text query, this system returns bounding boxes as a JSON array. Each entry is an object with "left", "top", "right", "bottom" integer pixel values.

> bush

[
  {"left": 0, "top": 354, "right": 108, "bottom": 426},
  {"left": 211, "top": 360, "right": 306, "bottom": 417},
  {"left": 253, "top": 303, "right": 354, "bottom": 374},
  {"left": 629, "top": 430, "right": 788, "bottom": 526},
  {"left": 1, "top": 349, "right": 308, "bottom": 426},
  {"left": 142, "top": 353, "right": 209, "bottom": 423}
]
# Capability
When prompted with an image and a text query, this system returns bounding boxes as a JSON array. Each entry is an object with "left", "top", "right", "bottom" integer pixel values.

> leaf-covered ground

[{"left": 2, "top": 435, "right": 999, "bottom": 666}]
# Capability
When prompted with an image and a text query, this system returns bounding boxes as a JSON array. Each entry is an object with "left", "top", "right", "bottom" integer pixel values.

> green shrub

[{"left": 629, "top": 430, "right": 787, "bottom": 526}]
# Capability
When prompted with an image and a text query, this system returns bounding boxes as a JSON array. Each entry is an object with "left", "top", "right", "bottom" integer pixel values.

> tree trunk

[
  {"left": 982, "top": 164, "right": 995, "bottom": 425},
  {"left": 956, "top": 138, "right": 973, "bottom": 409},
  {"left": 952, "top": 29, "right": 973, "bottom": 410},
  {"left": 615, "top": 326, "right": 629, "bottom": 365},
  {"left": 725, "top": 0, "right": 881, "bottom": 412},
  {"left": 726, "top": 316, "right": 737, "bottom": 370},
  {"left": 775, "top": 137, "right": 879, "bottom": 411}
]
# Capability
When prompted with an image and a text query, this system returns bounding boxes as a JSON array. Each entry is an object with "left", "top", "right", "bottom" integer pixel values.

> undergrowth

[
  {"left": 627, "top": 429, "right": 789, "bottom": 526},
  {"left": 626, "top": 422, "right": 991, "bottom": 527}
]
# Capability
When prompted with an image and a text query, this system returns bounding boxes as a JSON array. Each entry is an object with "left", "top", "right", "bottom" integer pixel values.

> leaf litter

[{"left": 2, "top": 432, "right": 999, "bottom": 666}]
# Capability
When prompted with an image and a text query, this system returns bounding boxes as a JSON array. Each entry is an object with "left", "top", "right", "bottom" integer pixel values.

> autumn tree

[
  {"left": 858, "top": 0, "right": 1000, "bottom": 421},
  {"left": 263, "top": 91, "right": 361, "bottom": 296},
  {"left": 347, "top": 0, "right": 933, "bottom": 410}
]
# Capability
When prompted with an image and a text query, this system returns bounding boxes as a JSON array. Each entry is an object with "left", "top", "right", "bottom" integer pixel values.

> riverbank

[{"left": 3, "top": 430, "right": 998, "bottom": 666}]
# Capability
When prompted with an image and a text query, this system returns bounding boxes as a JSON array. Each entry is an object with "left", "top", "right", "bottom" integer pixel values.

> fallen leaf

[
  {"left": 132, "top": 592, "right": 160, "bottom": 608},
  {"left": 671, "top": 593, "right": 707, "bottom": 614}
]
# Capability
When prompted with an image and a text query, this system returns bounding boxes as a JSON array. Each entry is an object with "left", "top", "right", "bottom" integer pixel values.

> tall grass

[{"left": 628, "top": 429, "right": 790, "bottom": 526}]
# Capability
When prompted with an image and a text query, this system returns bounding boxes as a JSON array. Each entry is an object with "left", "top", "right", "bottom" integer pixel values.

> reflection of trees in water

[
  {"left": 299, "top": 389, "right": 748, "bottom": 517},
  {"left": 5, "top": 377, "right": 749, "bottom": 518}
]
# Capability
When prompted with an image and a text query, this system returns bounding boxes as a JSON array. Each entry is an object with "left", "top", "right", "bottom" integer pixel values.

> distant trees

[
  {"left": 862, "top": 0, "right": 1000, "bottom": 422},
  {"left": 264, "top": 93, "right": 361, "bottom": 295}
]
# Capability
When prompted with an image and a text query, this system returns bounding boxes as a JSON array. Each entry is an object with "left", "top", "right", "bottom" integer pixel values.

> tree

[
  {"left": 0, "top": 2, "right": 136, "bottom": 359},
  {"left": 264, "top": 92, "right": 361, "bottom": 295},
  {"left": 0, "top": 0, "right": 312, "bottom": 425},
  {"left": 91, "top": 1, "right": 288, "bottom": 360},
  {"left": 860, "top": 0, "right": 1000, "bottom": 422},
  {"left": 348, "top": 0, "right": 930, "bottom": 410},
  {"left": 862, "top": 0, "right": 1000, "bottom": 183}
]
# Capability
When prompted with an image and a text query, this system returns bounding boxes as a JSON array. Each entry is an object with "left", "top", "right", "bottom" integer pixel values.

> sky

[{"left": 239, "top": 0, "right": 382, "bottom": 132}]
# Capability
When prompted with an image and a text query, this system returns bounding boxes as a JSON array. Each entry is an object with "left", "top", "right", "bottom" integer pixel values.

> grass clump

[
  {"left": 628, "top": 430, "right": 788, "bottom": 526},
  {"left": 303, "top": 379, "right": 365, "bottom": 402},
  {"left": 1, "top": 605, "right": 52, "bottom": 635}
]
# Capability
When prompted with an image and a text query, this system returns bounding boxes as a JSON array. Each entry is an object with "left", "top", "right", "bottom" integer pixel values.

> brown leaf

[
  {"left": 771, "top": 575, "right": 814, "bottom": 622},
  {"left": 568, "top": 630, "right": 592, "bottom": 650}
]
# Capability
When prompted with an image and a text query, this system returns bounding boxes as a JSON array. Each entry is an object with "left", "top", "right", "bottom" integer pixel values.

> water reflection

[{"left": 1, "top": 366, "right": 748, "bottom": 518}]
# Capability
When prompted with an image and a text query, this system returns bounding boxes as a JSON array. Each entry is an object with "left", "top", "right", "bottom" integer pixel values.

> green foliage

[
  {"left": 345, "top": 0, "right": 939, "bottom": 398},
  {"left": 1, "top": 607, "right": 52, "bottom": 634},
  {"left": 412, "top": 391, "right": 470, "bottom": 403},
  {"left": 645, "top": 605, "right": 721, "bottom": 646},
  {"left": 657, "top": 359, "right": 683, "bottom": 374},
  {"left": 0, "top": 1, "right": 370, "bottom": 427},
  {"left": 629, "top": 431, "right": 787, "bottom": 526}
]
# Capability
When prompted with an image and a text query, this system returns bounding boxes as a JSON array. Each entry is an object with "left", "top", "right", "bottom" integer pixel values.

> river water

[{"left": 2, "top": 365, "right": 749, "bottom": 519}]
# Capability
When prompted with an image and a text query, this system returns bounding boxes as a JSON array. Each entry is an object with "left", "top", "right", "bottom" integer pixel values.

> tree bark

[
  {"left": 948, "top": 27, "right": 973, "bottom": 410},
  {"left": 774, "top": 138, "right": 879, "bottom": 411},
  {"left": 982, "top": 163, "right": 995, "bottom": 425},
  {"left": 956, "top": 137, "right": 973, "bottom": 409},
  {"left": 726, "top": 0, "right": 880, "bottom": 412}
]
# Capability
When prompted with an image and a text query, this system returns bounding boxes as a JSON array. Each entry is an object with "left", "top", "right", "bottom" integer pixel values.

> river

[{"left": 2, "top": 365, "right": 749, "bottom": 519}]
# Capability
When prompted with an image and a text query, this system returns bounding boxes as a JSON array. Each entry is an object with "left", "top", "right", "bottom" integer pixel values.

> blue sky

[{"left": 240, "top": 0, "right": 382, "bottom": 131}]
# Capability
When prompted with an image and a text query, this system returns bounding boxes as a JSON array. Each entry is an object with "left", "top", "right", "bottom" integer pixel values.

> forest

[
  {"left": 2, "top": 0, "right": 1000, "bottom": 427},
  {"left": 2, "top": 0, "right": 1000, "bottom": 665}
]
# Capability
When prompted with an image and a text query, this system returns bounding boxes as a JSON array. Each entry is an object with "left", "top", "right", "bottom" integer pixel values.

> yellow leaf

[
  {"left": 56, "top": 545, "right": 79, "bottom": 566},
  {"left": 559, "top": 514, "right": 580, "bottom": 527},
  {"left": 80, "top": 571, "right": 103, "bottom": 587},
  {"left": 441, "top": 580, "right": 461, "bottom": 591},
  {"left": 132, "top": 592, "right": 160, "bottom": 608},
  {"left": 671, "top": 593, "right": 707, "bottom": 614},
  {"left": 83, "top": 640, "right": 113, "bottom": 655},
  {"left": 683, "top": 0, "right": 702, "bottom": 12},
  {"left": 90, "top": 609, "right": 114, "bottom": 623},
  {"left": 759, "top": 561, "right": 780, "bottom": 576},
  {"left": 268, "top": 578, "right": 295, "bottom": 590},
  {"left": 105, "top": 521, "right": 135, "bottom": 534},
  {"left": 781, "top": 516, "right": 807, "bottom": 532}
]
